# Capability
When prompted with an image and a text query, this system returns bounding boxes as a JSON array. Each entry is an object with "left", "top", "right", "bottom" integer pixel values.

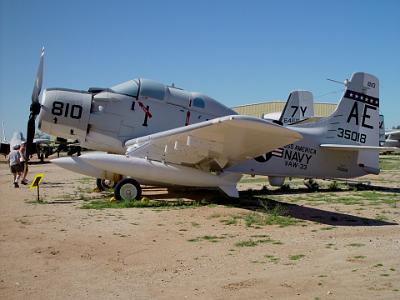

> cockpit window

[
  {"left": 110, "top": 80, "right": 139, "bottom": 97},
  {"left": 140, "top": 79, "right": 165, "bottom": 100},
  {"left": 192, "top": 97, "right": 205, "bottom": 109}
]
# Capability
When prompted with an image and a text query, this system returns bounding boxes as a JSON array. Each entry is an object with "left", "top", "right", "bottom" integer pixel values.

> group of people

[{"left": 7, "top": 143, "right": 29, "bottom": 188}]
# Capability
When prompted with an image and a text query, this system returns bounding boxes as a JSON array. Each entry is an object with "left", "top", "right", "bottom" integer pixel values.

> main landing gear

[
  {"left": 96, "top": 176, "right": 142, "bottom": 201},
  {"left": 114, "top": 178, "right": 142, "bottom": 201},
  {"left": 96, "top": 178, "right": 117, "bottom": 191}
]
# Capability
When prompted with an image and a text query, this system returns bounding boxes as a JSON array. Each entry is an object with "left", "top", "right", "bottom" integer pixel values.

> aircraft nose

[{"left": 36, "top": 88, "right": 92, "bottom": 140}]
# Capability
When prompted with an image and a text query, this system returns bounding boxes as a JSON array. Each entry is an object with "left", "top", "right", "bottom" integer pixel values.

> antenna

[{"left": 327, "top": 78, "right": 349, "bottom": 87}]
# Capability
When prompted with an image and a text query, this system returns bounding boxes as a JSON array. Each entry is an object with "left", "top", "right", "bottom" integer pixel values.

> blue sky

[{"left": 1, "top": 0, "right": 399, "bottom": 139}]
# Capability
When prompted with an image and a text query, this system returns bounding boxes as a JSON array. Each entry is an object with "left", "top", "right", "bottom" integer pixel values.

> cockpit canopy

[
  {"left": 109, "top": 78, "right": 236, "bottom": 116},
  {"left": 110, "top": 79, "right": 165, "bottom": 100}
]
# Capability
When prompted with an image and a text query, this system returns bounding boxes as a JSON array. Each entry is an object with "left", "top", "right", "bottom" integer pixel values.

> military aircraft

[
  {"left": 0, "top": 127, "right": 52, "bottom": 160},
  {"left": 383, "top": 131, "right": 400, "bottom": 148},
  {"left": 24, "top": 49, "right": 391, "bottom": 201},
  {"left": 262, "top": 91, "right": 315, "bottom": 126},
  {"left": 378, "top": 115, "right": 399, "bottom": 149}
]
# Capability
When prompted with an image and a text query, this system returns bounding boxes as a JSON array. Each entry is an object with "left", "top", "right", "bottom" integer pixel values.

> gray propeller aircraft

[
  {"left": 25, "top": 49, "right": 390, "bottom": 201},
  {"left": 263, "top": 91, "right": 315, "bottom": 126},
  {"left": 384, "top": 131, "right": 400, "bottom": 148},
  {"left": 378, "top": 115, "right": 399, "bottom": 149}
]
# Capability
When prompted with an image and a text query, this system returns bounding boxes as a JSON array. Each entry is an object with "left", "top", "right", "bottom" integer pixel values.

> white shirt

[{"left": 8, "top": 150, "right": 21, "bottom": 166}]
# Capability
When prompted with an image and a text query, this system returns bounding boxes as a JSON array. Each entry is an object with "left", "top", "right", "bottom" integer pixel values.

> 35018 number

[
  {"left": 51, "top": 101, "right": 82, "bottom": 119},
  {"left": 337, "top": 128, "right": 366, "bottom": 143}
]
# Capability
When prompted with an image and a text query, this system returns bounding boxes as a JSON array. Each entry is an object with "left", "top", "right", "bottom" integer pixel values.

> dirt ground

[{"left": 0, "top": 154, "right": 399, "bottom": 300}]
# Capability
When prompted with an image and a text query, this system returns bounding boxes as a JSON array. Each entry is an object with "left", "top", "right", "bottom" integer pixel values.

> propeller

[{"left": 25, "top": 47, "right": 44, "bottom": 168}]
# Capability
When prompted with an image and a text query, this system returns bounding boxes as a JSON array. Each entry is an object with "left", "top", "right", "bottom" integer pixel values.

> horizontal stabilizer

[{"left": 320, "top": 144, "right": 398, "bottom": 152}]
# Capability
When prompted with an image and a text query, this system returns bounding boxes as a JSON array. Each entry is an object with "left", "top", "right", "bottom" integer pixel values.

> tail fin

[
  {"left": 325, "top": 72, "right": 379, "bottom": 146},
  {"left": 322, "top": 72, "right": 380, "bottom": 173},
  {"left": 279, "top": 91, "right": 314, "bottom": 125}
]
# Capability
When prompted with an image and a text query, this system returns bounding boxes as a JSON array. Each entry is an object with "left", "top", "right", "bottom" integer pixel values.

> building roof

[{"left": 232, "top": 101, "right": 337, "bottom": 117}]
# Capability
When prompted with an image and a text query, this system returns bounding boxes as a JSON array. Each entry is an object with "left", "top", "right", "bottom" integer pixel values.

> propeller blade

[
  {"left": 31, "top": 47, "right": 44, "bottom": 104},
  {"left": 26, "top": 114, "right": 36, "bottom": 158},
  {"left": 25, "top": 47, "right": 45, "bottom": 167}
]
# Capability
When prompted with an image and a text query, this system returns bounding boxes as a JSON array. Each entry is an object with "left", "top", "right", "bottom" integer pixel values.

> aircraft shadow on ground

[
  {"left": 235, "top": 197, "right": 397, "bottom": 227},
  {"left": 142, "top": 187, "right": 398, "bottom": 227}
]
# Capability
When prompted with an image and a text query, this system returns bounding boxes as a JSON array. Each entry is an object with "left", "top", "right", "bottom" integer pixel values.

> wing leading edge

[{"left": 124, "top": 115, "right": 303, "bottom": 170}]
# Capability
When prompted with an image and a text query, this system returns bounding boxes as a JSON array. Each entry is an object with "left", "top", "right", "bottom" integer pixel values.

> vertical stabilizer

[
  {"left": 325, "top": 72, "right": 379, "bottom": 146},
  {"left": 323, "top": 72, "right": 380, "bottom": 173},
  {"left": 279, "top": 91, "right": 314, "bottom": 125}
]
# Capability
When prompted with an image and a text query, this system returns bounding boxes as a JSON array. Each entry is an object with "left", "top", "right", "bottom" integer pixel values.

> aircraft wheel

[
  {"left": 96, "top": 178, "right": 116, "bottom": 191},
  {"left": 114, "top": 178, "right": 142, "bottom": 201}
]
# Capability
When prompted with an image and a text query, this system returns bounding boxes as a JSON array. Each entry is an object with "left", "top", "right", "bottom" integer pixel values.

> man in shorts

[
  {"left": 7, "top": 144, "right": 22, "bottom": 188},
  {"left": 19, "top": 142, "right": 28, "bottom": 185}
]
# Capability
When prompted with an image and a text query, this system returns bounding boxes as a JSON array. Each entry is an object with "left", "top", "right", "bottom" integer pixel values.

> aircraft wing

[{"left": 124, "top": 115, "right": 302, "bottom": 170}]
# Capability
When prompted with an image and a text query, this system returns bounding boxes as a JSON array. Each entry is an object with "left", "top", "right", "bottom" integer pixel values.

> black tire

[
  {"left": 114, "top": 178, "right": 142, "bottom": 201},
  {"left": 96, "top": 178, "right": 116, "bottom": 191}
]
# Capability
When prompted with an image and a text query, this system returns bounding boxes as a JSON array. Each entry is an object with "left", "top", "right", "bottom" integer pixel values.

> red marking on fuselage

[{"left": 185, "top": 111, "right": 191, "bottom": 126}]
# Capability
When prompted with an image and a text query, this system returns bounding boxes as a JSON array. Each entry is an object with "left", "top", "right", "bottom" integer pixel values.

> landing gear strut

[{"left": 114, "top": 178, "right": 142, "bottom": 201}]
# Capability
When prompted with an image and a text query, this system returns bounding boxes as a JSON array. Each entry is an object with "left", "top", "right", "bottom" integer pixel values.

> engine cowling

[{"left": 38, "top": 89, "right": 92, "bottom": 141}]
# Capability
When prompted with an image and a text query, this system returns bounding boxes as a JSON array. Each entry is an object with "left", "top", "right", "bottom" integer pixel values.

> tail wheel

[{"left": 114, "top": 178, "right": 142, "bottom": 201}]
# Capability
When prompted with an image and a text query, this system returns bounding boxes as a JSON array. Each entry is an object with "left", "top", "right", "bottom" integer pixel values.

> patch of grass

[
  {"left": 320, "top": 226, "right": 336, "bottom": 231},
  {"left": 188, "top": 235, "right": 226, "bottom": 243},
  {"left": 243, "top": 212, "right": 297, "bottom": 227},
  {"left": 373, "top": 263, "right": 383, "bottom": 268},
  {"left": 289, "top": 254, "right": 305, "bottom": 261},
  {"left": 235, "top": 236, "right": 281, "bottom": 247},
  {"left": 380, "top": 273, "right": 390, "bottom": 277},
  {"left": 354, "top": 255, "right": 366, "bottom": 259},
  {"left": 265, "top": 255, "right": 280, "bottom": 263},
  {"left": 346, "top": 243, "right": 365, "bottom": 247},
  {"left": 220, "top": 215, "right": 240, "bottom": 225},
  {"left": 235, "top": 240, "right": 258, "bottom": 247},
  {"left": 81, "top": 198, "right": 204, "bottom": 209},
  {"left": 375, "top": 214, "right": 389, "bottom": 221},
  {"left": 239, "top": 177, "right": 268, "bottom": 184},
  {"left": 327, "top": 181, "right": 341, "bottom": 191},
  {"left": 191, "top": 222, "right": 200, "bottom": 227},
  {"left": 380, "top": 156, "right": 400, "bottom": 170},
  {"left": 243, "top": 202, "right": 298, "bottom": 228}
]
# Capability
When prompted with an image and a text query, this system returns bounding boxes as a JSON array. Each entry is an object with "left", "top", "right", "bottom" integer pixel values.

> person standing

[
  {"left": 7, "top": 144, "right": 22, "bottom": 188},
  {"left": 19, "top": 142, "right": 29, "bottom": 185}
]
